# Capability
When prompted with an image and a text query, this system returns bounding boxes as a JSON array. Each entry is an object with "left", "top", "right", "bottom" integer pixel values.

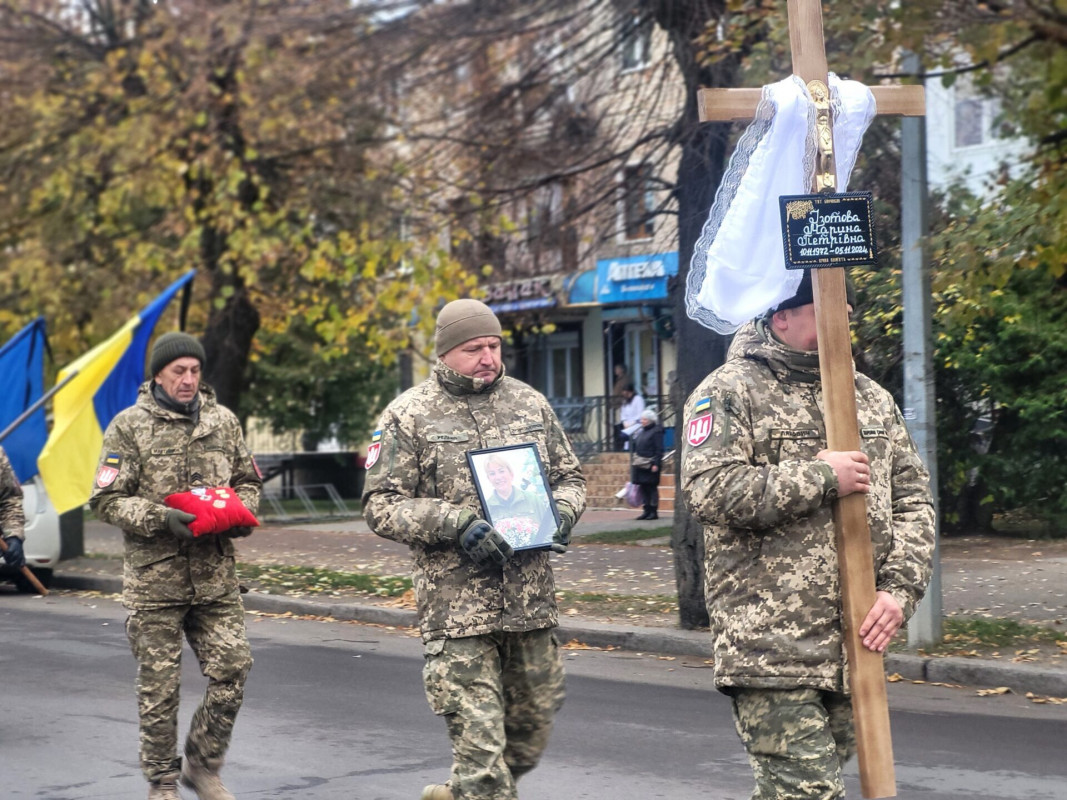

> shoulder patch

[
  {"left": 693, "top": 397, "right": 711, "bottom": 414},
  {"left": 95, "top": 465, "right": 119, "bottom": 488},
  {"left": 687, "top": 414, "right": 714, "bottom": 447},
  {"left": 365, "top": 442, "right": 382, "bottom": 469}
]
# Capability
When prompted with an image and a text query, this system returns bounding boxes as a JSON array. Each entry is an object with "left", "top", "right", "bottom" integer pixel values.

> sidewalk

[{"left": 54, "top": 509, "right": 1067, "bottom": 698}]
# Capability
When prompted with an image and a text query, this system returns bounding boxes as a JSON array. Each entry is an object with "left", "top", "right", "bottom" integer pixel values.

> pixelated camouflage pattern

[
  {"left": 730, "top": 687, "right": 855, "bottom": 800},
  {"left": 126, "top": 597, "right": 252, "bottom": 783},
  {"left": 0, "top": 447, "right": 24, "bottom": 540},
  {"left": 422, "top": 630, "right": 565, "bottom": 800},
  {"left": 89, "top": 382, "right": 262, "bottom": 610},
  {"left": 681, "top": 320, "right": 935, "bottom": 692},
  {"left": 362, "top": 361, "right": 586, "bottom": 642}
]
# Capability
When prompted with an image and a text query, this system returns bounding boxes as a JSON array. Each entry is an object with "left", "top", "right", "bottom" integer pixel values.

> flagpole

[{"left": 0, "top": 372, "right": 77, "bottom": 445}]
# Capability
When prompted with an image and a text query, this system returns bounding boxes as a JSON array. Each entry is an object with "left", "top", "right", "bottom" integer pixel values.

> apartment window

[
  {"left": 527, "top": 182, "right": 566, "bottom": 252},
  {"left": 953, "top": 81, "right": 1006, "bottom": 149},
  {"left": 954, "top": 98, "right": 985, "bottom": 147},
  {"left": 620, "top": 12, "right": 652, "bottom": 71},
  {"left": 622, "top": 164, "right": 655, "bottom": 241}
]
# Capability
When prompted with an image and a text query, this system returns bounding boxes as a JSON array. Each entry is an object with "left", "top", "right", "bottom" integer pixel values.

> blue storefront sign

[{"left": 595, "top": 252, "right": 678, "bottom": 305}]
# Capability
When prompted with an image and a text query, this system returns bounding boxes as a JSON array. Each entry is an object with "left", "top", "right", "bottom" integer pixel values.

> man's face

[
  {"left": 440, "top": 336, "right": 502, "bottom": 382},
  {"left": 772, "top": 302, "right": 853, "bottom": 352},
  {"left": 155, "top": 357, "right": 202, "bottom": 404}
]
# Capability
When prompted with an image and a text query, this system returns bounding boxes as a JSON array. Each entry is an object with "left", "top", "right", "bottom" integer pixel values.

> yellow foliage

[{"left": 0, "top": 0, "right": 474, "bottom": 374}]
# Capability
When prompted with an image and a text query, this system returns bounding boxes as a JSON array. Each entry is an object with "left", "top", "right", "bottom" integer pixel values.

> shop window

[{"left": 535, "top": 330, "right": 582, "bottom": 399}]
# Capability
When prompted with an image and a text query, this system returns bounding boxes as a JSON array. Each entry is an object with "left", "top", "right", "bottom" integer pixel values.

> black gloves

[
  {"left": 550, "top": 507, "right": 577, "bottom": 554},
  {"left": 458, "top": 518, "right": 514, "bottom": 570},
  {"left": 165, "top": 509, "right": 196, "bottom": 542},
  {"left": 222, "top": 526, "right": 253, "bottom": 539},
  {"left": 2, "top": 537, "right": 25, "bottom": 569}
]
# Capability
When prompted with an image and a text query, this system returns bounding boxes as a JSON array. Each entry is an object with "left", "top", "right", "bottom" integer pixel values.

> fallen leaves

[
  {"left": 1026, "top": 693, "right": 1067, "bottom": 705},
  {"left": 560, "top": 639, "right": 617, "bottom": 651}
]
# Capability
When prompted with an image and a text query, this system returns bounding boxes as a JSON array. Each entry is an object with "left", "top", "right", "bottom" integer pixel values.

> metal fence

[{"left": 548, "top": 394, "right": 677, "bottom": 459}]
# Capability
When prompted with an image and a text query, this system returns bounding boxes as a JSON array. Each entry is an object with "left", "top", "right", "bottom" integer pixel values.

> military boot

[
  {"left": 420, "top": 783, "right": 453, "bottom": 800},
  {"left": 180, "top": 758, "right": 235, "bottom": 800},
  {"left": 147, "top": 775, "right": 181, "bottom": 800}
]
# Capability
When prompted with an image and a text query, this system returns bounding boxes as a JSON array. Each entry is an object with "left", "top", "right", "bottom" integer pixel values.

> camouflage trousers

[
  {"left": 730, "top": 687, "right": 857, "bottom": 800},
  {"left": 422, "top": 629, "right": 565, "bottom": 800},
  {"left": 125, "top": 594, "right": 253, "bottom": 783}
]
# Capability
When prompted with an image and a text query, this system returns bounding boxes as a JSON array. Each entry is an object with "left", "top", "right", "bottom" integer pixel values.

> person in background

[
  {"left": 0, "top": 446, "right": 26, "bottom": 571},
  {"left": 629, "top": 408, "right": 664, "bottom": 521},
  {"left": 611, "top": 362, "right": 631, "bottom": 401},
  {"left": 615, "top": 383, "right": 646, "bottom": 451},
  {"left": 363, "top": 299, "right": 586, "bottom": 800},
  {"left": 610, "top": 363, "right": 631, "bottom": 450},
  {"left": 90, "top": 332, "right": 262, "bottom": 800},
  {"left": 680, "top": 271, "right": 935, "bottom": 800}
]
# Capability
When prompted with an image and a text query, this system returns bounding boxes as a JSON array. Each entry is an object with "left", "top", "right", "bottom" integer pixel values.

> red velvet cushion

[{"left": 163, "top": 487, "right": 259, "bottom": 537}]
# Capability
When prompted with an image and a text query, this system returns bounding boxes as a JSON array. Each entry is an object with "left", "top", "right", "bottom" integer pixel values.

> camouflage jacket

[
  {"left": 681, "top": 320, "right": 934, "bottom": 692},
  {"left": 0, "top": 447, "right": 24, "bottom": 540},
  {"left": 363, "top": 361, "right": 586, "bottom": 642},
  {"left": 89, "top": 382, "right": 262, "bottom": 610}
]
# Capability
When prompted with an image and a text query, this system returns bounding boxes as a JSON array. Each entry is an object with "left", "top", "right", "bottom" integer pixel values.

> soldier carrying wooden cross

[{"left": 679, "top": 1, "right": 936, "bottom": 798}]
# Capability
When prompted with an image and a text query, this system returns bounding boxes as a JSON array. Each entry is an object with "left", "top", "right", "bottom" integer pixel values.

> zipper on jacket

[{"left": 720, "top": 393, "right": 740, "bottom": 449}]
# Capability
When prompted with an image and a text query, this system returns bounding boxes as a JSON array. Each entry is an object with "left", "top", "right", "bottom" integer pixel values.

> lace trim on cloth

[{"left": 686, "top": 74, "right": 875, "bottom": 335}]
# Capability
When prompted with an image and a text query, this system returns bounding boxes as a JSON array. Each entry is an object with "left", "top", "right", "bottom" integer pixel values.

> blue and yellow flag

[
  {"left": 0, "top": 317, "right": 48, "bottom": 482},
  {"left": 38, "top": 271, "right": 196, "bottom": 514}
]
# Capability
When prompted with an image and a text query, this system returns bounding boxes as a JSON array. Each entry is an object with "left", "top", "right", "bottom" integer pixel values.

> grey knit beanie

[
  {"left": 434, "top": 299, "right": 502, "bottom": 357},
  {"left": 149, "top": 332, "right": 206, "bottom": 377}
]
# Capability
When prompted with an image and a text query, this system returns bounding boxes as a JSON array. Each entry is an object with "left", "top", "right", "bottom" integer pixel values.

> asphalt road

[{"left": 3, "top": 590, "right": 1067, "bottom": 799}]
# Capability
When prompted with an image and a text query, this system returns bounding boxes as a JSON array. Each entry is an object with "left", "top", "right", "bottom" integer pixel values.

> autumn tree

[
  {"left": 0, "top": 0, "right": 474, "bottom": 419},
  {"left": 902, "top": 2, "right": 1067, "bottom": 530}
]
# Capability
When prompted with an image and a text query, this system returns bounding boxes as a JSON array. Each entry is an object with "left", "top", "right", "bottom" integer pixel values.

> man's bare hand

[
  {"left": 859, "top": 591, "right": 904, "bottom": 653},
  {"left": 816, "top": 449, "right": 870, "bottom": 496}
]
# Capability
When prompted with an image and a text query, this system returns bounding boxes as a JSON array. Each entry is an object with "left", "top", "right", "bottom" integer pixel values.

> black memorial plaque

[{"left": 779, "top": 192, "right": 878, "bottom": 269}]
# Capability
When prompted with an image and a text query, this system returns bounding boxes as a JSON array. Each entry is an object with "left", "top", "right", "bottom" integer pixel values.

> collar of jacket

[
  {"left": 434, "top": 360, "right": 506, "bottom": 396},
  {"left": 727, "top": 318, "right": 824, "bottom": 384},
  {"left": 137, "top": 380, "right": 215, "bottom": 419}
]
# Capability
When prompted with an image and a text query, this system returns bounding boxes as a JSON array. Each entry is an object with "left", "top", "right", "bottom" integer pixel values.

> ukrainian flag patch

[
  {"left": 694, "top": 397, "right": 711, "bottom": 414},
  {"left": 371, "top": 429, "right": 382, "bottom": 443}
]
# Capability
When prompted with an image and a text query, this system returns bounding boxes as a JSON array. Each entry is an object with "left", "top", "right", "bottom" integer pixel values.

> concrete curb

[{"left": 53, "top": 572, "right": 1067, "bottom": 698}]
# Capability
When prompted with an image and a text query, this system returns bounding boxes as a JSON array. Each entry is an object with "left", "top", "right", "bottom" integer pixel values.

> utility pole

[{"left": 900, "top": 51, "right": 942, "bottom": 647}]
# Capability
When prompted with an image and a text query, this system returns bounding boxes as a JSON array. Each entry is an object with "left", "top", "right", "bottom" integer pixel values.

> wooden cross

[{"left": 698, "top": 2, "right": 925, "bottom": 798}]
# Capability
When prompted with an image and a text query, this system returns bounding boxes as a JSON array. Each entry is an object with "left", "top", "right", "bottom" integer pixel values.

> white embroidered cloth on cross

[{"left": 686, "top": 74, "right": 876, "bottom": 334}]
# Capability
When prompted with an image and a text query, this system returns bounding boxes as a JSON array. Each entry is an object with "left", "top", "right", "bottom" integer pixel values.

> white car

[{"left": 1, "top": 476, "right": 62, "bottom": 592}]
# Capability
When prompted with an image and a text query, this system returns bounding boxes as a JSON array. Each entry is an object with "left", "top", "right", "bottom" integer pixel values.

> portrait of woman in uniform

[{"left": 468, "top": 444, "right": 560, "bottom": 550}]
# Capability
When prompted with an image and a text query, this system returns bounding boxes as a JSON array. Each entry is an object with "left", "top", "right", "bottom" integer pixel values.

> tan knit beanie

[{"left": 434, "top": 299, "right": 502, "bottom": 356}]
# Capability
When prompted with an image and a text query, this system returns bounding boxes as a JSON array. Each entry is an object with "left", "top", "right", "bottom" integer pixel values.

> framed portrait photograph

[{"left": 466, "top": 442, "right": 561, "bottom": 551}]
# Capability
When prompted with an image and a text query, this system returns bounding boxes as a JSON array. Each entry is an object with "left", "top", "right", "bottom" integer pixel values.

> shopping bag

[{"left": 623, "top": 482, "right": 642, "bottom": 509}]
